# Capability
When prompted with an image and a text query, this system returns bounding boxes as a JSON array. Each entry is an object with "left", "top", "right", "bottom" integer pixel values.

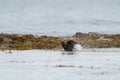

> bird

[{"left": 61, "top": 40, "right": 76, "bottom": 51}]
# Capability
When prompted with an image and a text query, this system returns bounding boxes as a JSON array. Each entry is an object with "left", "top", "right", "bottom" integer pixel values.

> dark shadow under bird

[{"left": 61, "top": 40, "right": 76, "bottom": 51}]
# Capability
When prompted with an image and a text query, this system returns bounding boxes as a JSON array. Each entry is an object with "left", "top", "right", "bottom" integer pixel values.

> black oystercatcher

[{"left": 61, "top": 40, "right": 76, "bottom": 51}]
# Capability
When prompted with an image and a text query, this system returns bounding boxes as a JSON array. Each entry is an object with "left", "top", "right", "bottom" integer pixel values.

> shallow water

[
  {"left": 0, "top": 0, "right": 120, "bottom": 36},
  {"left": 0, "top": 49, "right": 120, "bottom": 80}
]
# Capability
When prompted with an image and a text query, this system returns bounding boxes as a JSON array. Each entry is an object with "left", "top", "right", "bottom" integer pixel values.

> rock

[{"left": 74, "top": 32, "right": 87, "bottom": 38}]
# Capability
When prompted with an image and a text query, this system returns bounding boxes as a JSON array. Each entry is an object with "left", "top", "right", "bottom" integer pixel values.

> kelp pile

[
  {"left": 0, "top": 33, "right": 61, "bottom": 50},
  {"left": 73, "top": 32, "right": 120, "bottom": 48},
  {"left": 0, "top": 32, "right": 120, "bottom": 50}
]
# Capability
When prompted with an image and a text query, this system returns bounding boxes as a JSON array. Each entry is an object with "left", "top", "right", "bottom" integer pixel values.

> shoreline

[{"left": 0, "top": 32, "right": 120, "bottom": 50}]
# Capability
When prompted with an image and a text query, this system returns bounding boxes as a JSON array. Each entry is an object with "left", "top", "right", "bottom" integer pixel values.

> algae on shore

[
  {"left": 0, "top": 32, "right": 120, "bottom": 50},
  {"left": 0, "top": 33, "right": 62, "bottom": 50},
  {"left": 73, "top": 32, "right": 120, "bottom": 48}
]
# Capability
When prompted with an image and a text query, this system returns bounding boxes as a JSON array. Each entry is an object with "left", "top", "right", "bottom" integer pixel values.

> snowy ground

[{"left": 0, "top": 49, "right": 120, "bottom": 80}]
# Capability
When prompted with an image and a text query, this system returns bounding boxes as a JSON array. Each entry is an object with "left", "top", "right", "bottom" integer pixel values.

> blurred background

[{"left": 0, "top": 0, "right": 120, "bottom": 36}]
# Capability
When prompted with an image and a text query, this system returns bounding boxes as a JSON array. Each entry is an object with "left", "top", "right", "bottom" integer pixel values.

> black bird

[{"left": 61, "top": 40, "right": 76, "bottom": 51}]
